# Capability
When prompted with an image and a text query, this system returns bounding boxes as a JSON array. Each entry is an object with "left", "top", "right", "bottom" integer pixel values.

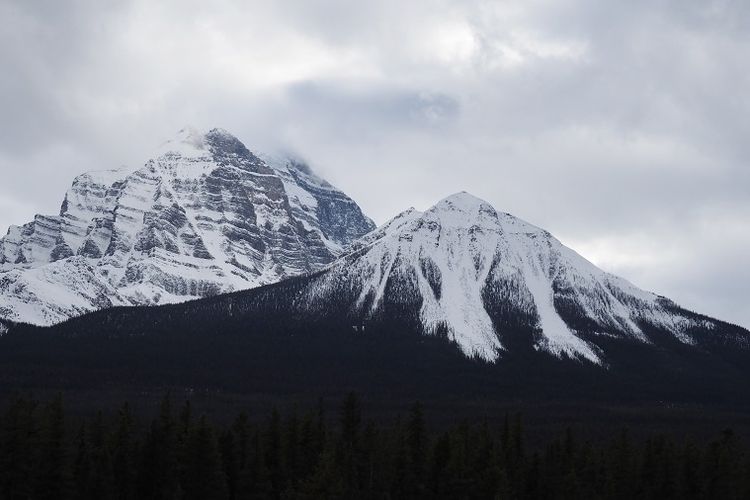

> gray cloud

[{"left": 0, "top": 0, "right": 748, "bottom": 328}]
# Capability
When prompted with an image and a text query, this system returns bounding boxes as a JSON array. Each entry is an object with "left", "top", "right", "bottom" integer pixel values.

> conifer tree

[
  {"left": 72, "top": 423, "right": 91, "bottom": 499},
  {"left": 300, "top": 446, "right": 344, "bottom": 499},
  {"left": 249, "top": 427, "right": 273, "bottom": 499},
  {"left": 283, "top": 408, "right": 301, "bottom": 493},
  {"left": 340, "top": 392, "right": 361, "bottom": 452},
  {"left": 406, "top": 401, "right": 427, "bottom": 492},
  {"left": 389, "top": 418, "right": 409, "bottom": 499},
  {"left": 139, "top": 394, "right": 181, "bottom": 499},
  {"left": 264, "top": 408, "right": 284, "bottom": 497},
  {"left": 430, "top": 431, "right": 452, "bottom": 497},
  {"left": 339, "top": 392, "right": 362, "bottom": 495},
  {"left": 112, "top": 403, "right": 138, "bottom": 500},
  {"left": 34, "top": 394, "right": 68, "bottom": 500},
  {"left": 361, "top": 420, "right": 381, "bottom": 496},
  {"left": 473, "top": 420, "right": 502, "bottom": 499},
  {"left": 0, "top": 396, "right": 38, "bottom": 500},
  {"left": 298, "top": 410, "right": 322, "bottom": 480},
  {"left": 444, "top": 422, "right": 471, "bottom": 498},
  {"left": 607, "top": 428, "right": 635, "bottom": 500},
  {"left": 231, "top": 413, "right": 256, "bottom": 498},
  {"left": 87, "top": 411, "right": 116, "bottom": 500},
  {"left": 183, "top": 415, "right": 229, "bottom": 500},
  {"left": 219, "top": 427, "right": 239, "bottom": 500},
  {"left": 704, "top": 428, "right": 742, "bottom": 500}
]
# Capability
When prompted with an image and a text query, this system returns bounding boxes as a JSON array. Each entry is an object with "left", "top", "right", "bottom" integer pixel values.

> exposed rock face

[{"left": 0, "top": 127, "right": 375, "bottom": 325}]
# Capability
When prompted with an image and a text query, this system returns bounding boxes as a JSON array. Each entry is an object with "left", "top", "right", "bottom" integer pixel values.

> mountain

[
  {"left": 1, "top": 192, "right": 749, "bottom": 409},
  {"left": 0, "top": 127, "right": 375, "bottom": 325},
  {"left": 295, "top": 192, "right": 749, "bottom": 364}
]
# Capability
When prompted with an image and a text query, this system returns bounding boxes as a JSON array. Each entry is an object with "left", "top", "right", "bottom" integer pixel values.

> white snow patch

[{"left": 520, "top": 253, "right": 600, "bottom": 363}]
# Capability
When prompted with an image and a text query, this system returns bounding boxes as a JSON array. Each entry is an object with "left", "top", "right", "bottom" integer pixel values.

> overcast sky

[{"left": 1, "top": 0, "right": 748, "bottom": 328}]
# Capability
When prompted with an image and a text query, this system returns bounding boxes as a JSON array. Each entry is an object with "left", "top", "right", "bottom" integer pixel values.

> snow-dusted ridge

[
  {"left": 296, "top": 192, "right": 746, "bottom": 364},
  {"left": 0, "top": 127, "right": 375, "bottom": 325}
]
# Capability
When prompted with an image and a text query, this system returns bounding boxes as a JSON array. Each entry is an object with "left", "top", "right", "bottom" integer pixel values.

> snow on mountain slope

[
  {"left": 299, "top": 192, "right": 744, "bottom": 363},
  {"left": 0, "top": 127, "right": 375, "bottom": 325},
  {"left": 0, "top": 258, "right": 128, "bottom": 326}
]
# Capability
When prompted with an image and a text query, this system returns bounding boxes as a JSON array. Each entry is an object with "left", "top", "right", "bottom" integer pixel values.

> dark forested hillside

[
  {"left": 1, "top": 393, "right": 749, "bottom": 500},
  {"left": 0, "top": 271, "right": 749, "bottom": 429}
]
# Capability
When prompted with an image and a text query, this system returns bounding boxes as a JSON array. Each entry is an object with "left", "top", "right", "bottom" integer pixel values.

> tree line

[{"left": 1, "top": 393, "right": 749, "bottom": 499}]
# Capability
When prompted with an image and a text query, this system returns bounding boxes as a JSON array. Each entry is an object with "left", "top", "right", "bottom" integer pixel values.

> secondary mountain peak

[
  {"left": 279, "top": 193, "right": 748, "bottom": 364},
  {"left": 433, "top": 191, "right": 494, "bottom": 213}
]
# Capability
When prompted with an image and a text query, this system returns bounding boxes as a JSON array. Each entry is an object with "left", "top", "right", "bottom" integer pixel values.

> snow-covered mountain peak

[
  {"left": 156, "top": 126, "right": 209, "bottom": 157},
  {"left": 301, "top": 193, "right": 746, "bottom": 365},
  {"left": 366, "top": 192, "right": 545, "bottom": 251},
  {"left": 432, "top": 191, "right": 496, "bottom": 215},
  {"left": 400, "top": 192, "right": 546, "bottom": 240},
  {"left": 0, "top": 128, "right": 375, "bottom": 325},
  {"left": 156, "top": 127, "right": 259, "bottom": 164}
]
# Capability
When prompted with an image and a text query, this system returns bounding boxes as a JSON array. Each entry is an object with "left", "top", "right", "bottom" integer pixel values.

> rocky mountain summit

[{"left": 0, "top": 128, "right": 374, "bottom": 325}]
